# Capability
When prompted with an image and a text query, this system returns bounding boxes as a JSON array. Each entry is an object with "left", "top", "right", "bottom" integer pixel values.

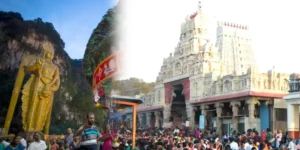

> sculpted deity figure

[
  {"left": 175, "top": 62, "right": 182, "bottom": 75},
  {"left": 21, "top": 42, "right": 60, "bottom": 132},
  {"left": 4, "top": 42, "right": 60, "bottom": 135}
]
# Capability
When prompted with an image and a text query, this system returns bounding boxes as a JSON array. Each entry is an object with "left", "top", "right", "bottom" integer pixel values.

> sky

[
  {"left": 0, "top": 0, "right": 117, "bottom": 59},
  {"left": 120, "top": 0, "right": 300, "bottom": 82},
  {"left": 1, "top": 0, "right": 300, "bottom": 83}
]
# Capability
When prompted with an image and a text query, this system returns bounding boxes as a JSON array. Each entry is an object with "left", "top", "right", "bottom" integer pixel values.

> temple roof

[{"left": 110, "top": 95, "right": 143, "bottom": 104}]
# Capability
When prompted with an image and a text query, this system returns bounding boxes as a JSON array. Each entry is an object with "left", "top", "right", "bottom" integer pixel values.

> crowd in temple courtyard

[{"left": 0, "top": 113, "right": 299, "bottom": 150}]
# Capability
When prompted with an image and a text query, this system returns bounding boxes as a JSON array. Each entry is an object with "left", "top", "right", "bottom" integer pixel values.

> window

[
  {"left": 276, "top": 108, "right": 287, "bottom": 121},
  {"left": 241, "top": 65, "right": 243, "bottom": 68},
  {"left": 240, "top": 58, "right": 242, "bottom": 61}
]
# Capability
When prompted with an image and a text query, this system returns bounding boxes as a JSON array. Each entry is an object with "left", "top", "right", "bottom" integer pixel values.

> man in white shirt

[
  {"left": 27, "top": 132, "right": 47, "bottom": 150},
  {"left": 18, "top": 132, "right": 27, "bottom": 148},
  {"left": 229, "top": 137, "right": 239, "bottom": 150},
  {"left": 246, "top": 140, "right": 253, "bottom": 150},
  {"left": 244, "top": 140, "right": 250, "bottom": 150},
  {"left": 1, "top": 138, "right": 9, "bottom": 147},
  {"left": 288, "top": 138, "right": 295, "bottom": 150}
]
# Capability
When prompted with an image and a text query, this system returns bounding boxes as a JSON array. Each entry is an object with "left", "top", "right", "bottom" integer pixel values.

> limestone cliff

[
  {"left": 0, "top": 11, "right": 104, "bottom": 134},
  {"left": 83, "top": 7, "right": 117, "bottom": 91}
]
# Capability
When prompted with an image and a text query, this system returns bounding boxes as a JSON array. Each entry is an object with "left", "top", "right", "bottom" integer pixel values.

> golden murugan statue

[{"left": 4, "top": 42, "right": 60, "bottom": 135}]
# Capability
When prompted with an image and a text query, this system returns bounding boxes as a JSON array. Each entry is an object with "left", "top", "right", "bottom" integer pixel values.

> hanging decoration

[{"left": 92, "top": 51, "right": 120, "bottom": 109}]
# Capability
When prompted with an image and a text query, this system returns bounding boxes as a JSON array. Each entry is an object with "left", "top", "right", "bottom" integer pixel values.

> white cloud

[{"left": 119, "top": 0, "right": 300, "bottom": 82}]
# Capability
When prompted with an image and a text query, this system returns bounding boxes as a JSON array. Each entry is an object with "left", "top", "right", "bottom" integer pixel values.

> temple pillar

[
  {"left": 159, "top": 111, "right": 163, "bottom": 129},
  {"left": 287, "top": 104, "right": 299, "bottom": 139},
  {"left": 215, "top": 102, "right": 224, "bottom": 136},
  {"left": 182, "top": 78, "right": 190, "bottom": 101},
  {"left": 230, "top": 101, "right": 241, "bottom": 132},
  {"left": 164, "top": 83, "right": 173, "bottom": 104},
  {"left": 201, "top": 105, "right": 208, "bottom": 128},
  {"left": 246, "top": 98, "right": 260, "bottom": 129},
  {"left": 146, "top": 112, "right": 151, "bottom": 128},
  {"left": 155, "top": 111, "right": 160, "bottom": 128},
  {"left": 138, "top": 114, "right": 142, "bottom": 128},
  {"left": 163, "top": 104, "right": 171, "bottom": 127},
  {"left": 186, "top": 102, "right": 195, "bottom": 128}
]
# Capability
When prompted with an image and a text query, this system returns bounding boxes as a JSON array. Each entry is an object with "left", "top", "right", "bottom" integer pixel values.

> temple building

[{"left": 122, "top": 1, "right": 291, "bottom": 136}]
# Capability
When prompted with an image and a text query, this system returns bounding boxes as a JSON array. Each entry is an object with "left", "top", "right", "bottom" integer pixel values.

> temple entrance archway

[{"left": 170, "top": 84, "right": 186, "bottom": 127}]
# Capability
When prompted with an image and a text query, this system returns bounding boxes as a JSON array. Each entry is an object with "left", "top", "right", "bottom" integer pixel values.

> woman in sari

[{"left": 102, "top": 124, "right": 114, "bottom": 150}]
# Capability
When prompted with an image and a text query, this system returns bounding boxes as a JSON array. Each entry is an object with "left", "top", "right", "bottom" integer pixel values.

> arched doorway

[{"left": 170, "top": 84, "right": 186, "bottom": 127}]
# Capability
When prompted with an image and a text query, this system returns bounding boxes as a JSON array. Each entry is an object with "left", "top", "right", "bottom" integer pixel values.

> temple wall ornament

[
  {"left": 215, "top": 102, "right": 224, "bottom": 117},
  {"left": 230, "top": 101, "right": 241, "bottom": 116}
]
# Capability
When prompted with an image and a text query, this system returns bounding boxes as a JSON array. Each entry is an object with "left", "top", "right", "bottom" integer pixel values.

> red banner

[{"left": 92, "top": 52, "right": 119, "bottom": 91}]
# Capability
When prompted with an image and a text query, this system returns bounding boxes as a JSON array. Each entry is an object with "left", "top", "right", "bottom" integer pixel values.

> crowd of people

[{"left": 0, "top": 113, "right": 299, "bottom": 150}]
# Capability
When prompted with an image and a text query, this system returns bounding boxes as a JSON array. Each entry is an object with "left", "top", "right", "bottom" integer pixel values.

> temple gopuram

[{"left": 122, "top": 1, "right": 295, "bottom": 136}]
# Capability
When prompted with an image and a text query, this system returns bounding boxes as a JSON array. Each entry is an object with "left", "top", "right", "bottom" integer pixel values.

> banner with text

[{"left": 92, "top": 52, "right": 119, "bottom": 91}]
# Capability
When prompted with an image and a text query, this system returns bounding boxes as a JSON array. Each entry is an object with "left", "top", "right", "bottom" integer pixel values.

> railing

[{"left": 289, "top": 79, "right": 300, "bottom": 92}]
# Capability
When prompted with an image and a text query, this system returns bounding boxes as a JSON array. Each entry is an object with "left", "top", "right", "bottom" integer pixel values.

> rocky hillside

[
  {"left": 83, "top": 6, "right": 118, "bottom": 92},
  {"left": 0, "top": 11, "right": 105, "bottom": 134},
  {"left": 112, "top": 78, "right": 155, "bottom": 96}
]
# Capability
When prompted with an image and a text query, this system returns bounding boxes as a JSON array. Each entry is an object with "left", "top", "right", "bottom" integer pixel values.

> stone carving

[
  {"left": 193, "top": 82, "right": 198, "bottom": 97},
  {"left": 214, "top": 102, "right": 223, "bottom": 136},
  {"left": 265, "top": 100, "right": 272, "bottom": 106},
  {"left": 155, "top": 111, "right": 160, "bottom": 128},
  {"left": 186, "top": 103, "right": 195, "bottom": 126},
  {"left": 246, "top": 98, "right": 260, "bottom": 128},
  {"left": 257, "top": 80, "right": 261, "bottom": 89},
  {"left": 215, "top": 103, "right": 224, "bottom": 117},
  {"left": 264, "top": 79, "right": 267, "bottom": 89},
  {"left": 201, "top": 105, "right": 209, "bottom": 114},
  {"left": 234, "top": 81, "right": 240, "bottom": 91},
  {"left": 163, "top": 104, "right": 172, "bottom": 126},
  {"left": 224, "top": 80, "right": 231, "bottom": 93},
  {"left": 273, "top": 79, "right": 277, "bottom": 90},
  {"left": 157, "top": 90, "right": 161, "bottom": 102},
  {"left": 284, "top": 79, "right": 289, "bottom": 90},
  {"left": 230, "top": 101, "right": 241, "bottom": 116},
  {"left": 175, "top": 62, "right": 182, "bottom": 75},
  {"left": 211, "top": 84, "right": 216, "bottom": 95}
]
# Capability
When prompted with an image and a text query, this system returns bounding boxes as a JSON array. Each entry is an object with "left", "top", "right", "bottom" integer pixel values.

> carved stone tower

[
  {"left": 174, "top": 0, "right": 210, "bottom": 57},
  {"left": 216, "top": 21, "right": 257, "bottom": 76}
]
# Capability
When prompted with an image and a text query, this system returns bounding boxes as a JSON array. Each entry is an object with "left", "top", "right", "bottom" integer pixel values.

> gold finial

[{"left": 42, "top": 42, "right": 54, "bottom": 54}]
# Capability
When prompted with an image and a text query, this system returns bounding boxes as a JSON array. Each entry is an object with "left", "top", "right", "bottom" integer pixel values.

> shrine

[{"left": 123, "top": 1, "right": 295, "bottom": 136}]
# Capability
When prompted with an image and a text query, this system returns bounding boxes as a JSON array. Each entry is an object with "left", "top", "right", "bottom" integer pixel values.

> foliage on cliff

[
  {"left": 82, "top": 7, "right": 117, "bottom": 91},
  {"left": 112, "top": 78, "right": 155, "bottom": 96},
  {"left": 0, "top": 11, "right": 105, "bottom": 134}
]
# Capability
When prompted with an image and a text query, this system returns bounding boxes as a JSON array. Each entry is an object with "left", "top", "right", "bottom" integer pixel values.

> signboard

[
  {"left": 185, "top": 121, "right": 189, "bottom": 127},
  {"left": 213, "top": 118, "right": 216, "bottom": 128},
  {"left": 199, "top": 115, "right": 205, "bottom": 129},
  {"left": 163, "top": 122, "right": 172, "bottom": 128},
  {"left": 92, "top": 52, "right": 119, "bottom": 91}
]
